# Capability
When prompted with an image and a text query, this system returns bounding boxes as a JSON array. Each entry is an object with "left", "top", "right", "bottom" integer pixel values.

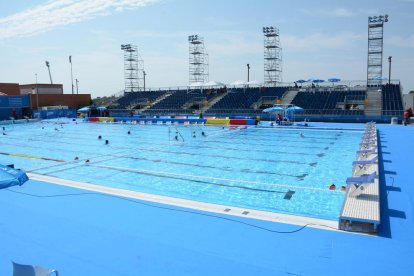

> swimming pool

[{"left": 0, "top": 119, "right": 362, "bottom": 220}]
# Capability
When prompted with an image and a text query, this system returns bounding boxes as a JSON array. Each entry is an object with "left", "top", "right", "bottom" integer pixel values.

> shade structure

[
  {"left": 230, "top": 80, "right": 246, "bottom": 86},
  {"left": 263, "top": 106, "right": 284, "bottom": 113},
  {"left": 297, "top": 80, "right": 307, "bottom": 83},
  {"left": 189, "top": 82, "right": 204, "bottom": 87},
  {"left": 246, "top": 80, "right": 262, "bottom": 86},
  {"left": 285, "top": 106, "right": 304, "bottom": 112},
  {"left": 311, "top": 79, "right": 325, "bottom": 83},
  {"left": 328, "top": 78, "right": 341, "bottom": 83},
  {"left": 77, "top": 106, "right": 90, "bottom": 113},
  {"left": 0, "top": 164, "right": 29, "bottom": 189},
  {"left": 374, "top": 76, "right": 387, "bottom": 81},
  {"left": 202, "top": 81, "right": 225, "bottom": 87},
  {"left": 97, "top": 106, "right": 107, "bottom": 111}
]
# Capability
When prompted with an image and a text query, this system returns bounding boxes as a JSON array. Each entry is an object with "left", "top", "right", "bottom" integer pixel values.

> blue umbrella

[
  {"left": 97, "top": 106, "right": 107, "bottom": 110},
  {"left": 328, "top": 78, "right": 341, "bottom": 83},
  {"left": 296, "top": 80, "right": 307, "bottom": 84},
  {"left": 263, "top": 106, "right": 284, "bottom": 113},
  {"left": 312, "top": 79, "right": 325, "bottom": 83},
  {"left": 374, "top": 76, "right": 387, "bottom": 81},
  {"left": 286, "top": 106, "right": 304, "bottom": 112},
  {"left": 77, "top": 106, "right": 90, "bottom": 113},
  {"left": 0, "top": 164, "right": 29, "bottom": 189}
]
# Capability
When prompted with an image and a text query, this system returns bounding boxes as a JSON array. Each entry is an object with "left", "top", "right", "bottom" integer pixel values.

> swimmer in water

[
  {"left": 127, "top": 131, "right": 131, "bottom": 135},
  {"left": 201, "top": 131, "right": 206, "bottom": 137},
  {"left": 98, "top": 135, "right": 102, "bottom": 139},
  {"left": 105, "top": 140, "right": 109, "bottom": 145},
  {"left": 300, "top": 133, "right": 305, "bottom": 138}
]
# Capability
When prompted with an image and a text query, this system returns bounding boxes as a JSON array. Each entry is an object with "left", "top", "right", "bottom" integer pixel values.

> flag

[{"left": 69, "top": 55, "right": 72, "bottom": 63}]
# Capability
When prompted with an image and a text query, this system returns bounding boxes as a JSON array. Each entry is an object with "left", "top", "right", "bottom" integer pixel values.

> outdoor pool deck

[{"left": 1, "top": 122, "right": 414, "bottom": 275}]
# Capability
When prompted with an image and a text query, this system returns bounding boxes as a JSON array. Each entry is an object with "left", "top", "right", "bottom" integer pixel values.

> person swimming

[
  {"left": 300, "top": 133, "right": 305, "bottom": 138},
  {"left": 192, "top": 131, "right": 196, "bottom": 138},
  {"left": 98, "top": 135, "right": 102, "bottom": 139},
  {"left": 105, "top": 140, "right": 109, "bottom": 145},
  {"left": 127, "top": 130, "right": 131, "bottom": 135},
  {"left": 201, "top": 131, "right": 206, "bottom": 137}
]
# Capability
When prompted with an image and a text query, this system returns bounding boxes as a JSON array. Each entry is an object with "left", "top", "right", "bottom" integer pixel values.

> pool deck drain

[{"left": 28, "top": 172, "right": 339, "bottom": 231}]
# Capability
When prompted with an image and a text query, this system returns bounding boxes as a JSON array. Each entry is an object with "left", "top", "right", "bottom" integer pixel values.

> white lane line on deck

[{"left": 27, "top": 173, "right": 339, "bottom": 231}]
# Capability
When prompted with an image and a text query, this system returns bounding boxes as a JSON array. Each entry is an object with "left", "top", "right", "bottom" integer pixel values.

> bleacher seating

[
  {"left": 206, "top": 87, "right": 289, "bottom": 114},
  {"left": 381, "top": 84, "right": 404, "bottom": 116},
  {"left": 144, "top": 89, "right": 222, "bottom": 114},
  {"left": 109, "top": 91, "right": 166, "bottom": 109},
  {"left": 104, "top": 84, "right": 403, "bottom": 118},
  {"left": 292, "top": 90, "right": 366, "bottom": 116}
]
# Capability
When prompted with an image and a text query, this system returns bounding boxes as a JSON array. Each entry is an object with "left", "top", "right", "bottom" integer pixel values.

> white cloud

[
  {"left": 0, "top": 0, "right": 159, "bottom": 40},
  {"left": 302, "top": 7, "right": 356, "bottom": 17}
]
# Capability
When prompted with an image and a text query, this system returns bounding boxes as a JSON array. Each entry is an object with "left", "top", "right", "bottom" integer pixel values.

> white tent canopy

[
  {"left": 189, "top": 81, "right": 225, "bottom": 88},
  {"left": 202, "top": 81, "right": 225, "bottom": 87},
  {"left": 230, "top": 80, "right": 246, "bottom": 86},
  {"left": 245, "top": 80, "right": 262, "bottom": 86},
  {"left": 188, "top": 82, "right": 204, "bottom": 87}
]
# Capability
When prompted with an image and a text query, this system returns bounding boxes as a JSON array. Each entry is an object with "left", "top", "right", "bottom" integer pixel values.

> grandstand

[{"left": 94, "top": 81, "right": 405, "bottom": 122}]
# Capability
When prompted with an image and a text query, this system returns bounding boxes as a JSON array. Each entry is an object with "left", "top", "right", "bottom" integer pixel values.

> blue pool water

[{"left": 0, "top": 119, "right": 362, "bottom": 220}]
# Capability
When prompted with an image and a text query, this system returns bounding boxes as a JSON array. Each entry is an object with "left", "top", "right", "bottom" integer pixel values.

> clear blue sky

[{"left": 0, "top": 0, "right": 413, "bottom": 98}]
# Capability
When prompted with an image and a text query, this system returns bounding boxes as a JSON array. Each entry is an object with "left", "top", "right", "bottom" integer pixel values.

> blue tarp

[
  {"left": 0, "top": 96, "right": 30, "bottom": 108},
  {"left": 0, "top": 164, "right": 29, "bottom": 189},
  {"left": 33, "top": 109, "right": 77, "bottom": 119}
]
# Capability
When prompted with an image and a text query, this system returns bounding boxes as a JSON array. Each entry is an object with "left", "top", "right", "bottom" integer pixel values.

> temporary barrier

[
  {"left": 113, "top": 117, "right": 206, "bottom": 125},
  {"left": 88, "top": 117, "right": 99, "bottom": 122},
  {"left": 98, "top": 117, "right": 114, "bottom": 122},
  {"left": 206, "top": 118, "right": 230, "bottom": 125},
  {"left": 33, "top": 109, "right": 76, "bottom": 119},
  {"left": 0, "top": 96, "right": 30, "bottom": 108}
]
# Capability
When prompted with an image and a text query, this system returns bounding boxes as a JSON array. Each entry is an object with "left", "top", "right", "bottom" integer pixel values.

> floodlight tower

[
  {"left": 121, "top": 44, "right": 144, "bottom": 92},
  {"left": 263, "top": 26, "right": 282, "bottom": 87},
  {"left": 188, "top": 35, "right": 209, "bottom": 84},
  {"left": 367, "top": 15, "right": 389, "bottom": 86},
  {"left": 45, "top": 61, "right": 53, "bottom": 84}
]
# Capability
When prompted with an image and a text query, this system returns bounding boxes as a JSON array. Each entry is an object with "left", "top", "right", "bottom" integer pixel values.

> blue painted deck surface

[{"left": 0, "top": 123, "right": 413, "bottom": 275}]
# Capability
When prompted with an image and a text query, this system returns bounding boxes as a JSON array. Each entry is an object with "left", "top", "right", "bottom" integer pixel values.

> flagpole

[{"left": 69, "top": 55, "right": 74, "bottom": 94}]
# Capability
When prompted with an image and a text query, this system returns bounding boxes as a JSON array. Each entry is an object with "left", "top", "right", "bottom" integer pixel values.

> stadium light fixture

[
  {"left": 45, "top": 61, "right": 53, "bottom": 84},
  {"left": 121, "top": 44, "right": 132, "bottom": 50},
  {"left": 369, "top": 14, "right": 389, "bottom": 24}
]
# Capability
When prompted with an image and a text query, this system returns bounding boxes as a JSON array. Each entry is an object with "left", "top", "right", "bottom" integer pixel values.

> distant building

[
  {"left": 19, "top": 84, "right": 63, "bottom": 95},
  {"left": 0, "top": 83, "right": 20, "bottom": 96},
  {"left": 0, "top": 82, "right": 91, "bottom": 120}
]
